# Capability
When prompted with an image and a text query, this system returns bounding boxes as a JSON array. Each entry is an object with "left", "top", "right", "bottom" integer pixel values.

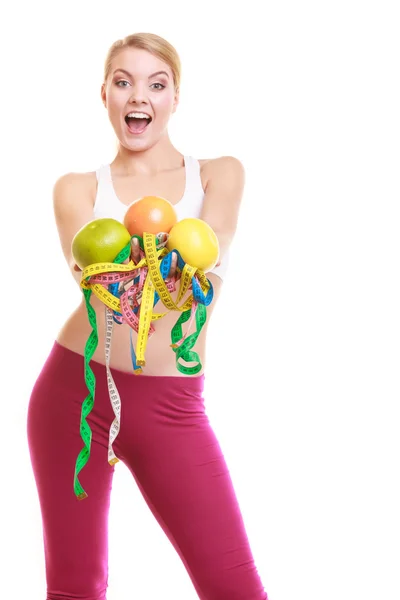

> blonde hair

[{"left": 103, "top": 32, "right": 181, "bottom": 92}]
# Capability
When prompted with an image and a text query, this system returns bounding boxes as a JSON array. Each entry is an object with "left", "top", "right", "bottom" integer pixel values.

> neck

[{"left": 112, "top": 135, "right": 183, "bottom": 176}]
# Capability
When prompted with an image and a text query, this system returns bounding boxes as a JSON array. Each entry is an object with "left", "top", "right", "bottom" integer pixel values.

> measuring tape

[{"left": 73, "top": 232, "right": 214, "bottom": 500}]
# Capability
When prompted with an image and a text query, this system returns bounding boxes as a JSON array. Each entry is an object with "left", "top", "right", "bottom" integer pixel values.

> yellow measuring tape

[{"left": 134, "top": 233, "right": 198, "bottom": 365}]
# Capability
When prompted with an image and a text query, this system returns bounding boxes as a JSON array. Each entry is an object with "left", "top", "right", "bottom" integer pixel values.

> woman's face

[{"left": 101, "top": 47, "right": 179, "bottom": 151}]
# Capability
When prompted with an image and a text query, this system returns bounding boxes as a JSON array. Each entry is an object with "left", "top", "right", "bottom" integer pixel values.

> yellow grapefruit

[
  {"left": 166, "top": 218, "right": 220, "bottom": 272},
  {"left": 71, "top": 218, "right": 132, "bottom": 269}
]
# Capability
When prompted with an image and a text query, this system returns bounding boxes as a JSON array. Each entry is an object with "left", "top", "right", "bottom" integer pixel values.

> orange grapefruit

[{"left": 123, "top": 196, "right": 178, "bottom": 237}]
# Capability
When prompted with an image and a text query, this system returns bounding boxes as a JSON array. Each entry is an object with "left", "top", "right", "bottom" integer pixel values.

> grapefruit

[
  {"left": 166, "top": 218, "right": 220, "bottom": 272},
  {"left": 123, "top": 196, "right": 178, "bottom": 237},
  {"left": 71, "top": 218, "right": 131, "bottom": 269}
]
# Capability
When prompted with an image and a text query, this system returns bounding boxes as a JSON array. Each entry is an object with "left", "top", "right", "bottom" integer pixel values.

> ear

[
  {"left": 101, "top": 83, "right": 107, "bottom": 108},
  {"left": 172, "top": 88, "right": 180, "bottom": 114}
]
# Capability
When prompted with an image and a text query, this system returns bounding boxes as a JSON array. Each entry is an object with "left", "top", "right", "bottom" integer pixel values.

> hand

[
  {"left": 129, "top": 236, "right": 177, "bottom": 278},
  {"left": 73, "top": 263, "right": 82, "bottom": 272}
]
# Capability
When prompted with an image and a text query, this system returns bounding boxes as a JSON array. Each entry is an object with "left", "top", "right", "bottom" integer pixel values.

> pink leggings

[{"left": 27, "top": 341, "right": 268, "bottom": 600}]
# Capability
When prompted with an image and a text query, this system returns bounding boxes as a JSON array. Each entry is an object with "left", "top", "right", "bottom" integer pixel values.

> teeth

[{"left": 126, "top": 112, "right": 151, "bottom": 119}]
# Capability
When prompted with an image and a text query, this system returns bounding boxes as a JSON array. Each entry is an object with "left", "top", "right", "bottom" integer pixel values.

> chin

[{"left": 120, "top": 137, "right": 156, "bottom": 153}]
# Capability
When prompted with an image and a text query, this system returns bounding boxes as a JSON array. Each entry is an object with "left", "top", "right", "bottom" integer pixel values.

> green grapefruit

[{"left": 71, "top": 218, "right": 131, "bottom": 269}]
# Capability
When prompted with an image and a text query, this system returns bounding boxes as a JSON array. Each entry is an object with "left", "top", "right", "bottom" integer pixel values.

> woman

[{"left": 27, "top": 32, "right": 268, "bottom": 600}]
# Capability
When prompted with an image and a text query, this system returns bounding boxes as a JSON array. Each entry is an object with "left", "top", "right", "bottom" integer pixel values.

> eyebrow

[{"left": 113, "top": 68, "right": 170, "bottom": 79}]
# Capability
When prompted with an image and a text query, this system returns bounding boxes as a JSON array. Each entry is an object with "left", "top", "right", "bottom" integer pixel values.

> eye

[{"left": 114, "top": 80, "right": 165, "bottom": 90}]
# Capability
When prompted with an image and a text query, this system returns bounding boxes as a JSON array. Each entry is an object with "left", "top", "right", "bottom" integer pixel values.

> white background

[{"left": 1, "top": 1, "right": 399, "bottom": 599}]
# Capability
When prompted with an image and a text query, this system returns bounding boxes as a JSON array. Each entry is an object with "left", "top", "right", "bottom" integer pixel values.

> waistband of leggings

[{"left": 52, "top": 340, "right": 206, "bottom": 389}]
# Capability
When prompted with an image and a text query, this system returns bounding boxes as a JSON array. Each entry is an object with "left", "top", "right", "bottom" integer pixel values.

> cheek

[
  {"left": 109, "top": 101, "right": 122, "bottom": 116},
  {"left": 154, "top": 93, "right": 175, "bottom": 116},
  {"left": 107, "top": 92, "right": 125, "bottom": 116}
]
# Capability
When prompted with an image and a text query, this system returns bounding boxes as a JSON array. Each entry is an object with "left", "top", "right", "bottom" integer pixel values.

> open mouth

[{"left": 124, "top": 113, "right": 152, "bottom": 134}]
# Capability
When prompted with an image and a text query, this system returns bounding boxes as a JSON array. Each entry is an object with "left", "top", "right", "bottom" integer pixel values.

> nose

[{"left": 128, "top": 83, "right": 148, "bottom": 105}]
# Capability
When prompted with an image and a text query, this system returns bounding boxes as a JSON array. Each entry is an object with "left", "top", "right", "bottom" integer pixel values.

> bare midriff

[{"left": 56, "top": 274, "right": 222, "bottom": 375}]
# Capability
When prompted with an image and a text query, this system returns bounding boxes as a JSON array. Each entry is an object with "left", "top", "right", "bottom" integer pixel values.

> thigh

[
  {"left": 27, "top": 342, "right": 116, "bottom": 600},
  {"left": 118, "top": 376, "right": 268, "bottom": 600}
]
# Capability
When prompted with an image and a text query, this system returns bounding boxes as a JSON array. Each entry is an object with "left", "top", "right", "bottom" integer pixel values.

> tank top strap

[
  {"left": 93, "top": 164, "right": 127, "bottom": 221},
  {"left": 95, "top": 163, "right": 113, "bottom": 187},
  {"left": 179, "top": 155, "right": 205, "bottom": 211},
  {"left": 183, "top": 155, "right": 203, "bottom": 192}
]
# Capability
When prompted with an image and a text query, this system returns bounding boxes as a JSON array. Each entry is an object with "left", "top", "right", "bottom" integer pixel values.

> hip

[{"left": 29, "top": 339, "right": 206, "bottom": 419}]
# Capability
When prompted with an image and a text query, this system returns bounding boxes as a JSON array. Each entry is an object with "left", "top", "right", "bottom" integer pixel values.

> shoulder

[
  {"left": 198, "top": 156, "right": 245, "bottom": 189},
  {"left": 198, "top": 156, "right": 244, "bottom": 173},
  {"left": 53, "top": 170, "right": 97, "bottom": 196},
  {"left": 52, "top": 170, "right": 97, "bottom": 209}
]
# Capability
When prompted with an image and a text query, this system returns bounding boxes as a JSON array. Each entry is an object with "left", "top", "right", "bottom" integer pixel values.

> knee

[
  {"left": 198, "top": 566, "right": 268, "bottom": 600},
  {"left": 47, "top": 588, "right": 106, "bottom": 600},
  {"left": 47, "top": 593, "right": 106, "bottom": 600},
  {"left": 200, "top": 577, "right": 267, "bottom": 600},
  {"left": 46, "top": 562, "right": 108, "bottom": 600}
]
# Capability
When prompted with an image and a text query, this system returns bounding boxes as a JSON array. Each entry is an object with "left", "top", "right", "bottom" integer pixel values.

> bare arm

[
  {"left": 52, "top": 172, "right": 96, "bottom": 288},
  {"left": 200, "top": 156, "right": 245, "bottom": 262}
]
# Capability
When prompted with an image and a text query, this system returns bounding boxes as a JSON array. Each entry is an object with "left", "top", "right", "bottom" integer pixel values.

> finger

[
  {"left": 134, "top": 238, "right": 141, "bottom": 262},
  {"left": 131, "top": 237, "right": 141, "bottom": 263},
  {"left": 73, "top": 263, "right": 82, "bottom": 272},
  {"left": 169, "top": 251, "right": 178, "bottom": 277}
]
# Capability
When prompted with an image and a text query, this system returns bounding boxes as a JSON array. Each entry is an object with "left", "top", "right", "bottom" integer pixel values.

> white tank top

[{"left": 93, "top": 155, "right": 229, "bottom": 279}]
